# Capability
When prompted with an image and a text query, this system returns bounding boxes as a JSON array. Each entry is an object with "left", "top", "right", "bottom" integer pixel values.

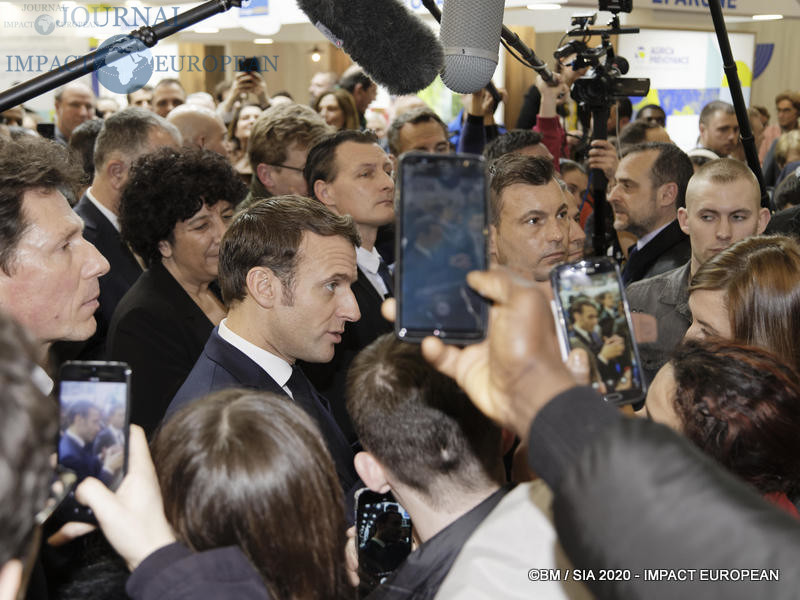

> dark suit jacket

[
  {"left": 59, "top": 433, "right": 111, "bottom": 485},
  {"left": 300, "top": 267, "right": 393, "bottom": 444},
  {"left": 52, "top": 194, "right": 143, "bottom": 362},
  {"left": 626, "top": 262, "right": 692, "bottom": 385},
  {"left": 168, "top": 328, "right": 358, "bottom": 493},
  {"left": 622, "top": 219, "right": 691, "bottom": 286},
  {"left": 107, "top": 262, "right": 215, "bottom": 437}
]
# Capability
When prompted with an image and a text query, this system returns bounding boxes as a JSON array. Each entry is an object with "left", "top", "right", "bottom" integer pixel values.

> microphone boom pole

[
  {"left": 0, "top": 0, "right": 242, "bottom": 113},
  {"left": 708, "top": 0, "right": 770, "bottom": 209}
]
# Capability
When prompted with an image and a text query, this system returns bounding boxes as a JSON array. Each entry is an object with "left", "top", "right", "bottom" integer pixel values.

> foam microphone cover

[
  {"left": 297, "top": 0, "right": 444, "bottom": 95},
  {"left": 440, "top": 0, "right": 504, "bottom": 94}
]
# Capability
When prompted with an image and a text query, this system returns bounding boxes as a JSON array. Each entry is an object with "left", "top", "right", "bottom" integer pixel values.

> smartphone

[
  {"left": 56, "top": 361, "right": 130, "bottom": 522},
  {"left": 395, "top": 153, "right": 489, "bottom": 344},
  {"left": 551, "top": 258, "right": 646, "bottom": 406},
  {"left": 355, "top": 489, "right": 412, "bottom": 597},
  {"left": 237, "top": 56, "right": 261, "bottom": 73}
]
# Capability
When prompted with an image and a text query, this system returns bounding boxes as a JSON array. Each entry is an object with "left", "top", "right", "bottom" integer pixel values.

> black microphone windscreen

[
  {"left": 440, "top": 0, "right": 504, "bottom": 94},
  {"left": 297, "top": 0, "right": 444, "bottom": 95}
]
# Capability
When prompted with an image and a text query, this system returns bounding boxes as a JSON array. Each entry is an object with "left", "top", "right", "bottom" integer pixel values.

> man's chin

[{"left": 64, "top": 319, "right": 97, "bottom": 343}]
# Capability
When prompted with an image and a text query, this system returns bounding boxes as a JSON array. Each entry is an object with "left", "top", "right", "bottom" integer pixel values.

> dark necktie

[
  {"left": 377, "top": 258, "right": 394, "bottom": 298},
  {"left": 622, "top": 244, "right": 639, "bottom": 285},
  {"left": 286, "top": 364, "right": 327, "bottom": 413}
]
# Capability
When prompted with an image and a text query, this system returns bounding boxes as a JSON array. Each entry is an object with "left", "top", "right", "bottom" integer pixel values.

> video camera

[{"left": 554, "top": 0, "right": 649, "bottom": 111}]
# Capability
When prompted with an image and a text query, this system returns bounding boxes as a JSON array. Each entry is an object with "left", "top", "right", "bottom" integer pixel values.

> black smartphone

[
  {"left": 395, "top": 152, "right": 489, "bottom": 344},
  {"left": 551, "top": 258, "right": 646, "bottom": 406},
  {"left": 355, "top": 489, "right": 412, "bottom": 597},
  {"left": 237, "top": 56, "right": 261, "bottom": 73},
  {"left": 56, "top": 361, "right": 131, "bottom": 522}
]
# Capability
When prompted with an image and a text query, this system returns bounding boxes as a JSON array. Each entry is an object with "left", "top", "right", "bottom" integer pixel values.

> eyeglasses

[{"left": 266, "top": 163, "right": 305, "bottom": 173}]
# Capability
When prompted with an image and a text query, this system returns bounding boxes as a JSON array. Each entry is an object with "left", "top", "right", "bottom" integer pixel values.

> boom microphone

[
  {"left": 440, "top": 0, "right": 505, "bottom": 94},
  {"left": 297, "top": 0, "right": 444, "bottom": 95}
]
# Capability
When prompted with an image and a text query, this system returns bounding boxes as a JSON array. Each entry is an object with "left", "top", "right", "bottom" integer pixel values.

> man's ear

[
  {"left": 106, "top": 158, "right": 128, "bottom": 191},
  {"left": 488, "top": 224, "right": 499, "bottom": 262},
  {"left": 246, "top": 266, "right": 280, "bottom": 309},
  {"left": 255, "top": 163, "right": 273, "bottom": 189},
  {"left": 756, "top": 207, "right": 771, "bottom": 234},
  {"left": 314, "top": 179, "right": 336, "bottom": 210},
  {"left": 657, "top": 182, "right": 678, "bottom": 209},
  {"left": 354, "top": 451, "right": 391, "bottom": 494},
  {"left": 0, "top": 559, "right": 23, "bottom": 600},
  {"left": 677, "top": 206, "right": 690, "bottom": 235}
]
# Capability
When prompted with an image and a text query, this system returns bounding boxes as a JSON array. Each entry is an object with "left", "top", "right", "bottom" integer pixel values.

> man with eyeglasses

[{"left": 238, "top": 102, "right": 332, "bottom": 211}]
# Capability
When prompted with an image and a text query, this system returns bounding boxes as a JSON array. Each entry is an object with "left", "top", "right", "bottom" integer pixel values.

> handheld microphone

[
  {"left": 440, "top": 0, "right": 505, "bottom": 94},
  {"left": 297, "top": 0, "right": 444, "bottom": 95}
]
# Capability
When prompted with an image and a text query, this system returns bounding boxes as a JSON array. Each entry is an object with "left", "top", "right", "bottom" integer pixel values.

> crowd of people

[{"left": 0, "top": 49, "right": 799, "bottom": 600}]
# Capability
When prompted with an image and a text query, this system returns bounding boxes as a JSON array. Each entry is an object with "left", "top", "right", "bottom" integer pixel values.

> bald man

[
  {"left": 626, "top": 158, "right": 770, "bottom": 383},
  {"left": 54, "top": 81, "right": 96, "bottom": 145},
  {"left": 167, "top": 104, "right": 228, "bottom": 156}
]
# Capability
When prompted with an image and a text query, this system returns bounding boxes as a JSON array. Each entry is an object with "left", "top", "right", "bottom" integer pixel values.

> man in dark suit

[
  {"left": 53, "top": 108, "right": 181, "bottom": 361},
  {"left": 607, "top": 142, "right": 693, "bottom": 285},
  {"left": 301, "top": 130, "right": 395, "bottom": 442},
  {"left": 168, "top": 196, "right": 360, "bottom": 492},
  {"left": 58, "top": 400, "right": 121, "bottom": 485},
  {"left": 568, "top": 298, "right": 628, "bottom": 389}
]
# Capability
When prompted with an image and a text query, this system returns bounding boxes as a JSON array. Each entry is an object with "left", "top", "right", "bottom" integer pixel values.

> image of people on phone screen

[
  {"left": 563, "top": 290, "right": 636, "bottom": 393},
  {"left": 58, "top": 382, "right": 126, "bottom": 488},
  {"left": 358, "top": 499, "right": 412, "bottom": 591}
]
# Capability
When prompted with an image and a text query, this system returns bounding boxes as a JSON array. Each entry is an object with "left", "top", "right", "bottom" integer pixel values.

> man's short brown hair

[
  {"left": 0, "top": 136, "right": 77, "bottom": 274},
  {"left": 219, "top": 195, "right": 361, "bottom": 305},
  {"left": 488, "top": 154, "right": 555, "bottom": 226},
  {"left": 775, "top": 90, "right": 800, "bottom": 113},
  {"left": 386, "top": 107, "right": 448, "bottom": 156},
  {"left": 248, "top": 103, "right": 331, "bottom": 172},
  {"left": 687, "top": 157, "right": 759, "bottom": 207},
  {"left": 304, "top": 130, "right": 380, "bottom": 200},
  {"left": 347, "top": 334, "right": 502, "bottom": 506}
]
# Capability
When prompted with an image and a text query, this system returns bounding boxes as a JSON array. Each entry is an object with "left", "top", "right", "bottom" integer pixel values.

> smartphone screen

[
  {"left": 355, "top": 489, "right": 412, "bottom": 597},
  {"left": 551, "top": 258, "right": 646, "bottom": 406},
  {"left": 57, "top": 361, "right": 130, "bottom": 491},
  {"left": 237, "top": 56, "right": 261, "bottom": 72},
  {"left": 395, "top": 153, "right": 488, "bottom": 344}
]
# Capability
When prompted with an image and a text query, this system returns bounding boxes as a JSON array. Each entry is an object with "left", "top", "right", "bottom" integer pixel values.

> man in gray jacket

[{"left": 625, "top": 158, "right": 769, "bottom": 383}]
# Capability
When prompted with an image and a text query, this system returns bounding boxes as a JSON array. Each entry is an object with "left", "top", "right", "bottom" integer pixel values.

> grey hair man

[{"left": 55, "top": 108, "right": 181, "bottom": 361}]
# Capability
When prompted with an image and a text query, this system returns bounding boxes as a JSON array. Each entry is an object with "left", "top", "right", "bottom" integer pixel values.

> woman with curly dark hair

[
  {"left": 107, "top": 146, "right": 246, "bottom": 436},
  {"left": 646, "top": 339, "right": 800, "bottom": 517}
]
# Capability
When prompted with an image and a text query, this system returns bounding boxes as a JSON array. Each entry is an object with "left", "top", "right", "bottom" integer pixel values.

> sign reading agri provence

[{"left": 618, "top": 28, "right": 756, "bottom": 150}]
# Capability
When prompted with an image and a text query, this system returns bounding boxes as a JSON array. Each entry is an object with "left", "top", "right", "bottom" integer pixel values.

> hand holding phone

[
  {"left": 551, "top": 258, "right": 646, "bottom": 406},
  {"left": 56, "top": 361, "right": 131, "bottom": 523},
  {"left": 355, "top": 489, "right": 412, "bottom": 597}
]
